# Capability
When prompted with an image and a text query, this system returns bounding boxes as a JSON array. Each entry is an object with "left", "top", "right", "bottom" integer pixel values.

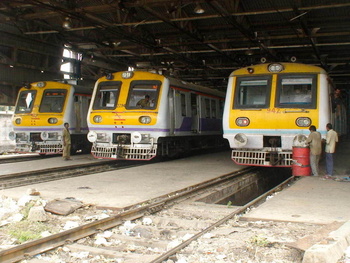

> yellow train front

[
  {"left": 87, "top": 71, "right": 225, "bottom": 160},
  {"left": 9, "top": 81, "right": 92, "bottom": 155},
  {"left": 223, "top": 62, "right": 347, "bottom": 167}
]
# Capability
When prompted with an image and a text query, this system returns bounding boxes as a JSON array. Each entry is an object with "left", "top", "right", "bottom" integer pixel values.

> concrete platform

[
  {"left": 0, "top": 153, "right": 103, "bottom": 176},
  {"left": 242, "top": 137, "right": 350, "bottom": 225},
  {"left": 0, "top": 151, "right": 240, "bottom": 208},
  {"left": 1, "top": 139, "right": 350, "bottom": 263}
]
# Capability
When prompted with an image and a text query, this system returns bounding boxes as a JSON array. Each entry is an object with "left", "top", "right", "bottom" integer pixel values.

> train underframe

[{"left": 90, "top": 135, "right": 226, "bottom": 160}]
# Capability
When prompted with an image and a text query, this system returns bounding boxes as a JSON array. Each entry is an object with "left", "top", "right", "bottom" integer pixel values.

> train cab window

[
  {"left": 234, "top": 77, "right": 271, "bottom": 109},
  {"left": 276, "top": 75, "right": 316, "bottom": 109},
  {"left": 93, "top": 81, "right": 121, "bottom": 110},
  {"left": 15, "top": 90, "right": 36, "bottom": 113},
  {"left": 126, "top": 80, "right": 160, "bottom": 109},
  {"left": 39, "top": 90, "right": 67, "bottom": 113}
]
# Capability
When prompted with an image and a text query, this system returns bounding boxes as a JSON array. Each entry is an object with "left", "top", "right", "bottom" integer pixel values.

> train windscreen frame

[
  {"left": 275, "top": 74, "right": 317, "bottom": 109},
  {"left": 39, "top": 89, "right": 67, "bottom": 113},
  {"left": 126, "top": 80, "right": 161, "bottom": 110},
  {"left": 92, "top": 81, "right": 121, "bottom": 110},
  {"left": 15, "top": 90, "right": 37, "bottom": 113},
  {"left": 233, "top": 76, "right": 272, "bottom": 109}
]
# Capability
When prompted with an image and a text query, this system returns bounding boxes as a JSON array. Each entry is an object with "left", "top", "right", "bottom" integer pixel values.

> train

[
  {"left": 9, "top": 81, "right": 92, "bottom": 155},
  {"left": 222, "top": 62, "right": 347, "bottom": 167},
  {"left": 87, "top": 71, "right": 226, "bottom": 160}
]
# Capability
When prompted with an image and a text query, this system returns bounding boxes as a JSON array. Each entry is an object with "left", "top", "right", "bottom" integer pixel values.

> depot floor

[{"left": 1, "top": 139, "right": 350, "bottom": 225}]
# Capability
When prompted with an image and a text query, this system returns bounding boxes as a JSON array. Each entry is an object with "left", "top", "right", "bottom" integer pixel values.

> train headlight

[
  {"left": 234, "top": 133, "right": 248, "bottom": 147},
  {"left": 48, "top": 118, "right": 58, "bottom": 124},
  {"left": 87, "top": 131, "right": 97, "bottom": 142},
  {"left": 235, "top": 117, "right": 250, "bottom": 127},
  {"left": 296, "top": 117, "right": 311, "bottom": 127},
  {"left": 139, "top": 116, "right": 151, "bottom": 124},
  {"left": 9, "top": 131, "right": 16, "bottom": 140},
  {"left": 41, "top": 131, "right": 48, "bottom": 140},
  {"left": 268, "top": 63, "right": 284, "bottom": 73},
  {"left": 15, "top": 118, "right": 21, "bottom": 125},
  {"left": 93, "top": 115, "right": 103, "bottom": 123}
]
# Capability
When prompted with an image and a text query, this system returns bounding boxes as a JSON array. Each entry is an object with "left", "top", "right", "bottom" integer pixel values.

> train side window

[
  {"left": 92, "top": 81, "right": 121, "bottom": 110},
  {"left": 15, "top": 90, "right": 37, "bottom": 113},
  {"left": 39, "top": 90, "right": 67, "bottom": 113},
  {"left": 126, "top": 80, "right": 160, "bottom": 110},
  {"left": 234, "top": 76, "right": 271, "bottom": 109},
  {"left": 276, "top": 75, "right": 316, "bottom": 109}
]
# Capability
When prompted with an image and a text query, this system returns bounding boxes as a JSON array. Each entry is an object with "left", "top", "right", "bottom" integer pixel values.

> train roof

[
  {"left": 230, "top": 62, "right": 327, "bottom": 77},
  {"left": 22, "top": 80, "right": 93, "bottom": 94},
  {"left": 103, "top": 71, "right": 226, "bottom": 98}
]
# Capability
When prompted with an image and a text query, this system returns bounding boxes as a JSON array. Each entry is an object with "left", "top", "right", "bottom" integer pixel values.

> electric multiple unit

[
  {"left": 9, "top": 81, "right": 92, "bottom": 155},
  {"left": 223, "top": 62, "right": 347, "bottom": 167},
  {"left": 87, "top": 71, "right": 226, "bottom": 160}
]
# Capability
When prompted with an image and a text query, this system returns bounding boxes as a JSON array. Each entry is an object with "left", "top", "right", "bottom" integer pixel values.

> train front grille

[{"left": 232, "top": 150, "right": 292, "bottom": 166}]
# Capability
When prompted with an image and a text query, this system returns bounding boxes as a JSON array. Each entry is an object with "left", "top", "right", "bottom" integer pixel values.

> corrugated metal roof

[{"left": 0, "top": 0, "right": 349, "bottom": 90}]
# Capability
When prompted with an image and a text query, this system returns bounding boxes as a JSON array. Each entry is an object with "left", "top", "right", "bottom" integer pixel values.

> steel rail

[
  {"left": 0, "top": 167, "right": 257, "bottom": 263},
  {"left": 149, "top": 175, "right": 296, "bottom": 263}
]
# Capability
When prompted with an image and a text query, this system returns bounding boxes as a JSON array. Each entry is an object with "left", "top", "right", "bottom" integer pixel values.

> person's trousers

[
  {"left": 63, "top": 144, "right": 71, "bottom": 159},
  {"left": 325, "top": 152, "right": 334, "bottom": 176},
  {"left": 310, "top": 153, "right": 320, "bottom": 176}
]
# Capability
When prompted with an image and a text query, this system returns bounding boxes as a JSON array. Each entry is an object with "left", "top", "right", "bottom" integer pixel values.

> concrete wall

[{"left": 0, "top": 107, "right": 15, "bottom": 153}]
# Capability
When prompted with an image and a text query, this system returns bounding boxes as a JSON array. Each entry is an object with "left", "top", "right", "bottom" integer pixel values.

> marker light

[
  {"left": 15, "top": 118, "right": 21, "bottom": 124},
  {"left": 235, "top": 117, "right": 250, "bottom": 127}
]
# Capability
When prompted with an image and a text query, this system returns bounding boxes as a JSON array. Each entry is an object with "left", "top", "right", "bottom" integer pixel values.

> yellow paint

[
  {"left": 90, "top": 71, "right": 165, "bottom": 125},
  {"left": 228, "top": 63, "right": 321, "bottom": 130},
  {"left": 13, "top": 81, "right": 71, "bottom": 127}
]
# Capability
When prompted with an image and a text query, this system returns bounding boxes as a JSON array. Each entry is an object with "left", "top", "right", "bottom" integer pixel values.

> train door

[
  {"left": 169, "top": 89, "right": 175, "bottom": 135},
  {"left": 191, "top": 93, "right": 199, "bottom": 133},
  {"left": 73, "top": 95, "right": 82, "bottom": 132}
]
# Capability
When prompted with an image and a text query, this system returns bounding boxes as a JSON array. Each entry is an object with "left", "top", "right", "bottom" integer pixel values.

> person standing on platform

[
  {"left": 306, "top": 125, "right": 322, "bottom": 176},
  {"left": 62, "top": 122, "right": 72, "bottom": 161},
  {"left": 324, "top": 123, "right": 338, "bottom": 178}
]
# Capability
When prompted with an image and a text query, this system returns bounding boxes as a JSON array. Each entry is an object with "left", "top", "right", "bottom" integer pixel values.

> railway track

[
  {"left": 0, "top": 167, "right": 295, "bottom": 263},
  {"left": 0, "top": 159, "right": 146, "bottom": 189}
]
